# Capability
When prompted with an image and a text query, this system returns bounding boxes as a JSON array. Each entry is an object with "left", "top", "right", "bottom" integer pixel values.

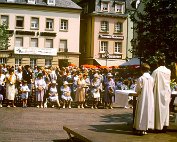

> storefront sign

[
  {"left": 14, "top": 47, "right": 57, "bottom": 56},
  {"left": 99, "top": 34, "right": 124, "bottom": 40}
]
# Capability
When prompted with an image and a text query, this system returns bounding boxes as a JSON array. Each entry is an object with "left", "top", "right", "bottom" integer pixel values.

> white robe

[
  {"left": 152, "top": 66, "right": 171, "bottom": 130},
  {"left": 134, "top": 73, "right": 154, "bottom": 130}
]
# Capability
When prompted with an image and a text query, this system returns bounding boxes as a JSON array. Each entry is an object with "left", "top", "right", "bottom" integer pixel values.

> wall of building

[
  {"left": 93, "top": 16, "right": 127, "bottom": 59},
  {"left": 0, "top": 6, "right": 81, "bottom": 67}
]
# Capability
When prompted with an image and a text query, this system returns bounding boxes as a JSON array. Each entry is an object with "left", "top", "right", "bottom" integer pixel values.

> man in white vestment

[
  {"left": 134, "top": 63, "right": 154, "bottom": 135},
  {"left": 152, "top": 55, "right": 171, "bottom": 132}
]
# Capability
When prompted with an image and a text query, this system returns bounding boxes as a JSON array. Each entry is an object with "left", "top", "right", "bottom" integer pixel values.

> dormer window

[
  {"left": 115, "top": 3, "right": 124, "bottom": 14},
  {"left": 101, "top": 2, "right": 109, "bottom": 12},
  {"left": 28, "top": 0, "right": 35, "bottom": 4},
  {"left": 47, "top": 0, "right": 55, "bottom": 5}
]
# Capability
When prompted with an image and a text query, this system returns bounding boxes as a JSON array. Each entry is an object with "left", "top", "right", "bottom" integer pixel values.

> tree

[
  {"left": 0, "top": 24, "right": 10, "bottom": 50},
  {"left": 130, "top": 0, "right": 177, "bottom": 66}
]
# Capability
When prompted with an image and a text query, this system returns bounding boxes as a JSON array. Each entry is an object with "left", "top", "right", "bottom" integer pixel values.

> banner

[{"left": 14, "top": 47, "right": 57, "bottom": 56}]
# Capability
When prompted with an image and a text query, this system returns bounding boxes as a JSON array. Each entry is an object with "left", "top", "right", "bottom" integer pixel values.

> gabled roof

[{"left": 0, "top": 0, "right": 82, "bottom": 10}]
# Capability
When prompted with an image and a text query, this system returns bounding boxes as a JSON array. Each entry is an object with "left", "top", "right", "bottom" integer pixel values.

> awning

[
  {"left": 95, "top": 59, "right": 126, "bottom": 67},
  {"left": 120, "top": 57, "right": 140, "bottom": 66}
]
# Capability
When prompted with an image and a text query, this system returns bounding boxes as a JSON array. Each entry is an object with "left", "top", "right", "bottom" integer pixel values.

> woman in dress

[
  {"left": 104, "top": 73, "right": 115, "bottom": 109},
  {"left": 75, "top": 73, "right": 86, "bottom": 108},
  {"left": 61, "top": 81, "right": 72, "bottom": 108},
  {"left": 35, "top": 73, "right": 46, "bottom": 108},
  {"left": 6, "top": 68, "right": 16, "bottom": 107}
]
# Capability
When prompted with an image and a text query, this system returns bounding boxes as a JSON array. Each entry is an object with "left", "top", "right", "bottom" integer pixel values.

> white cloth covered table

[
  {"left": 172, "top": 91, "right": 177, "bottom": 105},
  {"left": 114, "top": 90, "right": 137, "bottom": 107}
]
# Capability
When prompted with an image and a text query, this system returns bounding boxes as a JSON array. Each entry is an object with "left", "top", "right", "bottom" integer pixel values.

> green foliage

[
  {"left": 0, "top": 24, "right": 10, "bottom": 50},
  {"left": 130, "top": 0, "right": 177, "bottom": 65}
]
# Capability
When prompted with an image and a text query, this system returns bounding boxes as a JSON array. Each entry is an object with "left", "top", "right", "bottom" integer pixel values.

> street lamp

[{"left": 104, "top": 49, "right": 109, "bottom": 66}]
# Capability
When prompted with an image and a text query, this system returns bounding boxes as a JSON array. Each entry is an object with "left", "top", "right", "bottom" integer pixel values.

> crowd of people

[
  {"left": 0, "top": 63, "right": 137, "bottom": 109},
  {"left": 0, "top": 55, "right": 176, "bottom": 137}
]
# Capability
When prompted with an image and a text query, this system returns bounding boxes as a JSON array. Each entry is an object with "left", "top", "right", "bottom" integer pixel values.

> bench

[{"left": 63, "top": 126, "right": 92, "bottom": 142}]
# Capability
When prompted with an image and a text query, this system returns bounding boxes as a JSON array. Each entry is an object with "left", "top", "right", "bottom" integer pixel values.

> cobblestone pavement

[{"left": 0, "top": 107, "right": 177, "bottom": 142}]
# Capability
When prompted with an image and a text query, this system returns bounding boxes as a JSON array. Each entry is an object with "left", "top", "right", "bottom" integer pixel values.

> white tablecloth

[
  {"left": 114, "top": 90, "right": 137, "bottom": 107},
  {"left": 172, "top": 91, "right": 177, "bottom": 105}
]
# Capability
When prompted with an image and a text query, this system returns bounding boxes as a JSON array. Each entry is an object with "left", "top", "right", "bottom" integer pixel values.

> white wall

[{"left": 0, "top": 8, "right": 80, "bottom": 53}]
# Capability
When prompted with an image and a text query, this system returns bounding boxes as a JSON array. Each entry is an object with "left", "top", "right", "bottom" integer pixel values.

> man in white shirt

[{"left": 152, "top": 55, "right": 171, "bottom": 132}]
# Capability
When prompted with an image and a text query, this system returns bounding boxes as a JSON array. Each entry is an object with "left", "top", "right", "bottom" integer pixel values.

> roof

[{"left": 0, "top": 0, "right": 82, "bottom": 10}]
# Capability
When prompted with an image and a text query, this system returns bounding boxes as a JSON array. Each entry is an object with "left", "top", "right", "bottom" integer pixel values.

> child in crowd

[
  {"left": 48, "top": 80, "right": 60, "bottom": 108},
  {"left": 21, "top": 80, "right": 30, "bottom": 108},
  {"left": 61, "top": 81, "right": 72, "bottom": 108}
]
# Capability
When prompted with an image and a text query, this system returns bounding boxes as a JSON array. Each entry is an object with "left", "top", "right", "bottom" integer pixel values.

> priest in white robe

[
  {"left": 152, "top": 56, "right": 171, "bottom": 132},
  {"left": 134, "top": 63, "right": 154, "bottom": 135}
]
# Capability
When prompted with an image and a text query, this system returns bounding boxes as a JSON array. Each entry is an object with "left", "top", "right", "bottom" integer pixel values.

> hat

[
  {"left": 51, "top": 80, "right": 56, "bottom": 84},
  {"left": 63, "top": 81, "right": 68, "bottom": 85},
  {"left": 94, "top": 74, "right": 99, "bottom": 78},
  {"left": 107, "top": 73, "right": 113, "bottom": 77},
  {"left": 23, "top": 80, "right": 27, "bottom": 83}
]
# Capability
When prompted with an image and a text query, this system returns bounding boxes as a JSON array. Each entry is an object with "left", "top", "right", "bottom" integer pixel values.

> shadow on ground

[{"left": 53, "top": 137, "right": 85, "bottom": 142}]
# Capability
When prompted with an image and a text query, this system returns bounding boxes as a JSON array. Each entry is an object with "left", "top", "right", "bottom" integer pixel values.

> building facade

[
  {"left": 78, "top": 0, "right": 129, "bottom": 66},
  {"left": 0, "top": 0, "right": 81, "bottom": 69}
]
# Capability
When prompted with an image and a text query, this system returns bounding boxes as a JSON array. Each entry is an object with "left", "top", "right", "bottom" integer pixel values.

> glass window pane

[
  {"left": 31, "top": 18, "right": 39, "bottom": 28},
  {"left": 16, "top": 16, "right": 24, "bottom": 27},
  {"left": 15, "top": 37, "right": 23, "bottom": 47},
  {"left": 1, "top": 15, "right": 9, "bottom": 26},
  {"left": 46, "top": 39, "right": 53, "bottom": 48},
  {"left": 31, "top": 38, "right": 38, "bottom": 47}
]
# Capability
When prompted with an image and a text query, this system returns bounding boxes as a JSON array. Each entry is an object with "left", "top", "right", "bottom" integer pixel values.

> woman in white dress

[
  {"left": 35, "top": 73, "right": 46, "bottom": 108},
  {"left": 6, "top": 68, "right": 16, "bottom": 107},
  {"left": 61, "top": 81, "right": 72, "bottom": 108}
]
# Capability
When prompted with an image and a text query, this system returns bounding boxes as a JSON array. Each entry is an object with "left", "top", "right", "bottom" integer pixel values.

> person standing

[
  {"left": 20, "top": 80, "right": 30, "bottom": 108},
  {"left": 75, "top": 73, "right": 86, "bottom": 108},
  {"left": 35, "top": 73, "right": 46, "bottom": 108},
  {"left": 152, "top": 55, "right": 171, "bottom": 132},
  {"left": 5, "top": 68, "right": 16, "bottom": 107},
  {"left": 133, "top": 63, "right": 154, "bottom": 135}
]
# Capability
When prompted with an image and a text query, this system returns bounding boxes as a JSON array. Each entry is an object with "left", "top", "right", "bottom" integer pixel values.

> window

[
  {"left": 15, "top": 59, "right": 22, "bottom": 70},
  {"left": 46, "top": 39, "right": 53, "bottom": 48},
  {"left": 15, "top": 37, "right": 23, "bottom": 47},
  {"left": 114, "top": 42, "right": 122, "bottom": 53},
  {"left": 115, "top": 4, "right": 123, "bottom": 13},
  {"left": 7, "top": 0, "right": 15, "bottom": 2},
  {"left": 45, "top": 59, "right": 52, "bottom": 66},
  {"left": 46, "top": 18, "right": 54, "bottom": 30},
  {"left": 30, "top": 38, "right": 38, "bottom": 47},
  {"left": 60, "top": 19, "right": 68, "bottom": 31},
  {"left": 59, "top": 40, "right": 67, "bottom": 52},
  {"left": 115, "top": 22, "right": 122, "bottom": 33},
  {"left": 101, "top": 3, "right": 109, "bottom": 12},
  {"left": 100, "top": 41, "right": 108, "bottom": 52},
  {"left": 101, "top": 21, "right": 109, "bottom": 32},
  {"left": 47, "top": 0, "right": 55, "bottom": 5},
  {"left": 28, "top": 0, "right": 35, "bottom": 4},
  {"left": 1, "top": 15, "right": 9, "bottom": 26},
  {"left": 31, "top": 17, "right": 39, "bottom": 29},
  {"left": 16, "top": 16, "right": 24, "bottom": 28},
  {"left": 0, "top": 58, "right": 7, "bottom": 64},
  {"left": 30, "top": 59, "right": 36, "bottom": 69}
]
